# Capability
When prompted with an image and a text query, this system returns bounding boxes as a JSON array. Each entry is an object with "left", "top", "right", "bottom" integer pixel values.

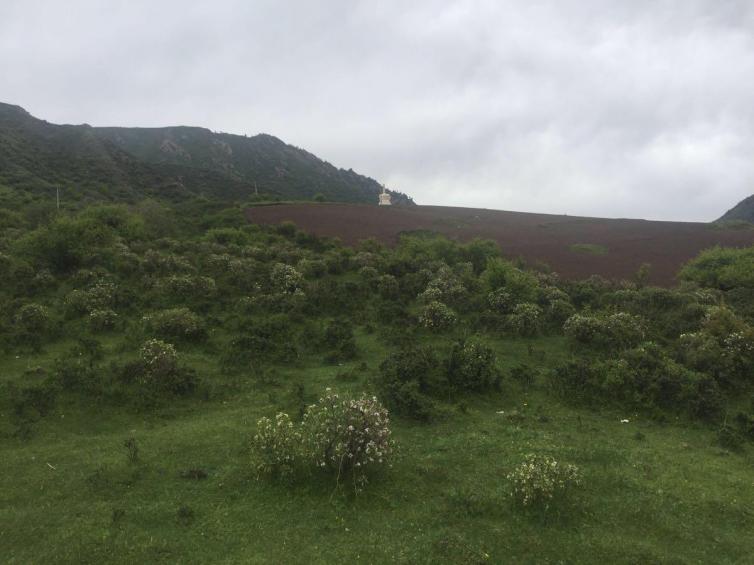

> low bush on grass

[
  {"left": 550, "top": 344, "right": 723, "bottom": 420},
  {"left": 144, "top": 307, "right": 206, "bottom": 341},
  {"left": 322, "top": 318, "right": 357, "bottom": 363},
  {"left": 250, "top": 389, "right": 392, "bottom": 486},
  {"left": 446, "top": 339, "right": 501, "bottom": 392},
  {"left": 507, "top": 454, "right": 582, "bottom": 511},
  {"left": 376, "top": 345, "right": 440, "bottom": 421},
  {"left": 117, "top": 339, "right": 197, "bottom": 398}
]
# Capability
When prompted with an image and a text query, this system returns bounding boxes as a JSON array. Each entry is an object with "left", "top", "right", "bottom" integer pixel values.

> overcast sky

[{"left": 2, "top": 1, "right": 753, "bottom": 221}]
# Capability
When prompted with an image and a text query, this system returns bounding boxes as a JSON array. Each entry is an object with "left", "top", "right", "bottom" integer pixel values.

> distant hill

[
  {"left": 719, "top": 194, "right": 754, "bottom": 223},
  {"left": 0, "top": 102, "right": 413, "bottom": 205}
]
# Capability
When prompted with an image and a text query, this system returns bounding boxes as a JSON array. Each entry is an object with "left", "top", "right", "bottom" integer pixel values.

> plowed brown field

[{"left": 246, "top": 204, "right": 754, "bottom": 286}]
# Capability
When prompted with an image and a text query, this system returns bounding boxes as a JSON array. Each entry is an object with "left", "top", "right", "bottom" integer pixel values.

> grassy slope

[{"left": 2, "top": 331, "right": 752, "bottom": 564}]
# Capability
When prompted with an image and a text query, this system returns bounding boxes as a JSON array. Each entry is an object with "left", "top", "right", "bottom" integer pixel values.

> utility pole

[
  {"left": 254, "top": 181, "right": 259, "bottom": 196},
  {"left": 56, "top": 187, "right": 60, "bottom": 211}
]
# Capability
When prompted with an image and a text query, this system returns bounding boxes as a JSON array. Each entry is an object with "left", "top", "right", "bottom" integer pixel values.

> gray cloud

[{"left": 2, "top": 0, "right": 753, "bottom": 220}]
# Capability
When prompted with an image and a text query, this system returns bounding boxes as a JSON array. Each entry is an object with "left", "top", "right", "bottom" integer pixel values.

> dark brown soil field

[{"left": 246, "top": 204, "right": 754, "bottom": 286}]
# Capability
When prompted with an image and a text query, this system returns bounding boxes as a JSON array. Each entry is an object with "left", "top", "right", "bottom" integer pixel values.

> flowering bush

[
  {"left": 132, "top": 339, "right": 196, "bottom": 396},
  {"left": 89, "top": 308, "right": 118, "bottom": 331},
  {"left": 302, "top": 389, "right": 392, "bottom": 485},
  {"left": 419, "top": 301, "right": 457, "bottom": 331},
  {"left": 250, "top": 413, "right": 302, "bottom": 477},
  {"left": 270, "top": 263, "right": 303, "bottom": 294},
  {"left": 507, "top": 454, "right": 582, "bottom": 510},
  {"left": 157, "top": 275, "right": 217, "bottom": 299},
  {"left": 417, "top": 286, "right": 443, "bottom": 304},
  {"left": 139, "top": 339, "right": 179, "bottom": 381},
  {"left": 250, "top": 389, "right": 393, "bottom": 486},
  {"left": 423, "top": 265, "right": 466, "bottom": 303},
  {"left": 506, "top": 303, "right": 543, "bottom": 336},
  {"left": 487, "top": 288, "right": 514, "bottom": 314},
  {"left": 64, "top": 281, "right": 117, "bottom": 316},
  {"left": 144, "top": 307, "right": 205, "bottom": 341},
  {"left": 547, "top": 299, "right": 576, "bottom": 326},
  {"left": 14, "top": 303, "right": 50, "bottom": 333},
  {"left": 563, "top": 312, "right": 645, "bottom": 351}
]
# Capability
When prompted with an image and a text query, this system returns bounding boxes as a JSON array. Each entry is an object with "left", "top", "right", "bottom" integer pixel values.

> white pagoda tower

[{"left": 379, "top": 187, "right": 392, "bottom": 206}]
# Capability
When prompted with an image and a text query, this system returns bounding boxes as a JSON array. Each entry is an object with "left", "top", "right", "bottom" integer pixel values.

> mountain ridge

[
  {"left": 0, "top": 102, "right": 413, "bottom": 206},
  {"left": 719, "top": 194, "right": 754, "bottom": 223}
]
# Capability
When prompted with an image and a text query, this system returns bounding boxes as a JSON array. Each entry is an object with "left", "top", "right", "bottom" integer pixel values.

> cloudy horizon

[{"left": 2, "top": 0, "right": 753, "bottom": 221}]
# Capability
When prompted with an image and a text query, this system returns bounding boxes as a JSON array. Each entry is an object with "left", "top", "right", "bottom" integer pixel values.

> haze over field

[{"left": 2, "top": 0, "right": 753, "bottom": 221}]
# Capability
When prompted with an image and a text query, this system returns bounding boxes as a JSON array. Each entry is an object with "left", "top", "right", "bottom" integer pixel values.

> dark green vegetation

[
  {"left": 569, "top": 243, "right": 608, "bottom": 256},
  {"left": 2, "top": 197, "right": 754, "bottom": 563},
  {"left": 719, "top": 194, "right": 754, "bottom": 224},
  {"left": 0, "top": 102, "right": 413, "bottom": 206}
]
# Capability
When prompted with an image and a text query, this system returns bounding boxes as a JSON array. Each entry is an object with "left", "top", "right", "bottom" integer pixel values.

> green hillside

[
  {"left": 719, "top": 194, "right": 754, "bottom": 223},
  {"left": 0, "top": 102, "right": 412, "bottom": 205}
]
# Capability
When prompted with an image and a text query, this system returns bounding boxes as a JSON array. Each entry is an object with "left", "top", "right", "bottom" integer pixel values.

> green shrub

[
  {"left": 510, "top": 364, "right": 537, "bottom": 389},
  {"left": 506, "top": 303, "right": 542, "bottom": 336},
  {"left": 323, "top": 318, "right": 357, "bottom": 363},
  {"left": 507, "top": 454, "right": 582, "bottom": 510},
  {"left": 446, "top": 339, "right": 500, "bottom": 392},
  {"left": 135, "top": 339, "right": 196, "bottom": 395},
  {"left": 551, "top": 344, "right": 723, "bottom": 419},
  {"left": 680, "top": 245, "right": 754, "bottom": 290},
  {"left": 563, "top": 312, "right": 645, "bottom": 351},
  {"left": 301, "top": 389, "right": 392, "bottom": 485},
  {"left": 419, "top": 301, "right": 457, "bottom": 331},
  {"left": 250, "top": 413, "right": 302, "bottom": 478},
  {"left": 482, "top": 258, "right": 540, "bottom": 303},
  {"left": 270, "top": 263, "right": 304, "bottom": 294},
  {"left": 376, "top": 346, "right": 440, "bottom": 421},
  {"left": 222, "top": 315, "right": 298, "bottom": 369},
  {"left": 14, "top": 303, "right": 50, "bottom": 333},
  {"left": 251, "top": 389, "right": 393, "bottom": 486},
  {"left": 145, "top": 307, "right": 205, "bottom": 341},
  {"left": 89, "top": 309, "right": 118, "bottom": 331},
  {"left": 487, "top": 288, "right": 514, "bottom": 314},
  {"left": 376, "top": 274, "right": 399, "bottom": 299}
]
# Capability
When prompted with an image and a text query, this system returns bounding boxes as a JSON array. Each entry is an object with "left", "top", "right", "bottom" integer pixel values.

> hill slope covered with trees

[{"left": 0, "top": 102, "right": 413, "bottom": 206}]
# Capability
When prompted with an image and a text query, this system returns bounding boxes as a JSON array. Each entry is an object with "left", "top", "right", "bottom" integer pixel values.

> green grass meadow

[{"left": 3, "top": 332, "right": 752, "bottom": 564}]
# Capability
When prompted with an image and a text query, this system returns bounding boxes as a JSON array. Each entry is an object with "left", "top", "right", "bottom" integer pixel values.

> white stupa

[{"left": 379, "top": 187, "right": 392, "bottom": 206}]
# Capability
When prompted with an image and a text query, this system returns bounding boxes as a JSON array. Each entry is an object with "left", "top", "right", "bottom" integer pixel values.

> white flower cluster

[
  {"left": 64, "top": 281, "right": 117, "bottom": 316},
  {"left": 420, "top": 265, "right": 466, "bottom": 303},
  {"left": 89, "top": 308, "right": 118, "bottom": 330},
  {"left": 419, "top": 300, "right": 458, "bottom": 331},
  {"left": 139, "top": 339, "right": 178, "bottom": 383},
  {"left": 507, "top": 454, "right": 582, "bottom": 509},
  {"left": 723, "top": 331, "right": 754, "bottom": 356},
  {"left": 250, "top": 389, "right": 393, "bottom": 485},
  {"left": 270, "top": 263, "right": 304, "bottom": 294},
  {"left": 251, "top": 413, "right": 302, "bottom": 477},
  {"left": 302, "top": 389, "right": 392, "bottom": 484}
]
